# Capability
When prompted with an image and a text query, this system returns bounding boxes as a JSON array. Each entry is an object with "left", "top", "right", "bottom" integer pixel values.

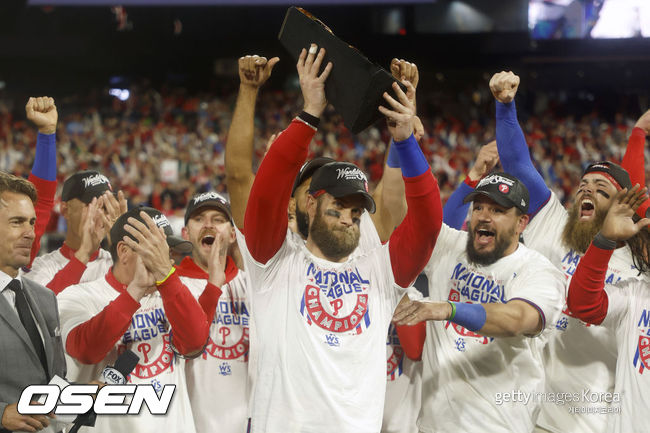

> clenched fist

[
  {"left": 489, "top": 71, "right": 520, "bottom": 104},
  {"left": 390, "top": 58, "right": 419, "bottom": 89},
  {"left": 26, "top": 96, "right": 58, "bottom": 135},
  {"left": 238, "top": 55, "right": 280, "bottom": 89}
]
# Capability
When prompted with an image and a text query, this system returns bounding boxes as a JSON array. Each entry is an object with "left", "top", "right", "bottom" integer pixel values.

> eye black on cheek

[
  {"left": 597, "top": 191, "right": 610, "bottom": 199},
  {"left": 325, "top": 209, "right": 341, "bottom": 218}
]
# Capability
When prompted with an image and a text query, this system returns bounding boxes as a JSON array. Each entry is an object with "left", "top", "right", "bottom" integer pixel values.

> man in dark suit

[{"left": 0, "top": 172, "right": 66, "bottom": 433}]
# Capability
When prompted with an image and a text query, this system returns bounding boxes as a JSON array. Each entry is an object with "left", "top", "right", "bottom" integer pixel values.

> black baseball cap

[
  {"left": 308, "top": 161, "right": 376, "bottom": 213},
  {"left": 61, "top": 170, "right": 112, "bottom": 203},
  {"left": 184, "top": 191, "right": 232, "bottom": 225},
  {"left": 583, "top": 161, "right": 632, "bottom": 190},
  {"left": 291, "top": 156, "right": 335, "bottom": 196},
  {"left": 110, "top": 206, "right": 193, "bottom": 254},
  {"left": 464, "top": 172, "right": 529, "bottom": 214}
]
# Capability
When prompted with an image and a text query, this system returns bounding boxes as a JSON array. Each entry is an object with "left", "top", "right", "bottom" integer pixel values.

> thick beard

[
  {"left": 561, "top": 202, "right": 607, "bottom": 254},
  {"left": 309, "top": 202, "right": 360, "bottom": 261},
  {"left": 296, "top": 206, "right": 310, "bottom": 239},
  {"left": 466, "top": 221, "right": 515, "bottom": 266}
]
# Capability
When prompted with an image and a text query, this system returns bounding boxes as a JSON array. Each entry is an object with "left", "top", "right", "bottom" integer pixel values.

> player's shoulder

[
  {"left": 514, "top": 244, "right": 562, "bottom": 276},
  {"left": 30, "top": 248, "right": 65, "bottom": 266},
  {"left": 529, "top": 191, "right": 567, "bottom": 226},
  {"left": 97, "top": 248, "right": 113, "bottom": 261},
  {"left": 58, "top": 275, "right": 111, "bottom": 302}
]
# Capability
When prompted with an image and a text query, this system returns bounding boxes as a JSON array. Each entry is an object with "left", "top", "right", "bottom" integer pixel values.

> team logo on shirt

[
  {"left": 446, "top": 263, "right": 503, "bottom": 345},
  {"left": 300, "top": 262, "right": 371, "bottom": 336},
  {"left": 386, "top": 325, "right": 404, "bottom": 381},
  {"left": 203, "top": 298, "right": 250, "bottom": 361},
  {"left": 561, "top": 249, "right": 623, "bottom": 285},
  {"left": 119, "top": 307, "right": 175, "bottom": 379},
  {"left": 118, "top": 333, "right": 175, "bottom": 380},
  {"left": 633, "top": 310, "right": 650, "bottom": 374}
]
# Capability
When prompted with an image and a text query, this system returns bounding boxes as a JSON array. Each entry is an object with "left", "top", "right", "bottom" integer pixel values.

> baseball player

[
  {"left": 57, "top": 207, "right": 208, "bottom": 433},
  {"left": 567, "top": 185, "right": 650, "bottom": 433},
  {"left": 443, "top": 71, "right": 649, "bottom": 432},
  {"left": 177, "top": 192, "right": 251, "bottom": 433},
  {"left": 237, "top": 44, "right": 442, "bottom": 432},
  {"left": 28, "top": 170, "right": 127, "bottom": 293},
  {"left": 394, "top": 172, "right": 564, "bottom": 433}
]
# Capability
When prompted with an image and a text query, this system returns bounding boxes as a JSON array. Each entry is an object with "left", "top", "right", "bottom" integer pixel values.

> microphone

[
  {"left": 68, "top": 350, "right": 140, "bottom": 433},
  {"left": 102, "top": 349, "right": 140, "bottom": 384}
]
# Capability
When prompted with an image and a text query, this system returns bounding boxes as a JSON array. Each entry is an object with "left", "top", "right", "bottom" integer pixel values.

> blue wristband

[
  {"left": 32, "top": 133, "right": 57, "bottom": 181},
  {"left": 386, "top": 139, "right": 401, "bottom": 168},
  {"left": 450, "top": 302, "right": 486, "bottom": 332},
  {"left": 393, "top": 133, "right": 429, "bottom": 178}
]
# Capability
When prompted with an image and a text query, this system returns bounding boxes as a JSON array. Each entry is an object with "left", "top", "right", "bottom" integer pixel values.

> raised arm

[
  {"left": 379, "top": 81, "right": 442, "bottom": 287},
  {"left": 374, "top": 60, "right": 423, "bottom": 238},
  {"left": 244, "top": 45, "right": 332, "bottom": 264},
  {"left": 25, "top": 97, "right": 58, "bottom": 265},
  {"left": 621, "top": 109, "right": 650, "bottom": 218},
  {"left": 443, "top": 140, "right": 499, "bottom": 229},
  {"left": 490, "top": 72, "right": 550, "bottom": 216},
  {"left": 225, "top": 55, "right": 279, "bottom": 229},
  {"left": 567, "top": 186, "right": 650, "bottom": 324}
]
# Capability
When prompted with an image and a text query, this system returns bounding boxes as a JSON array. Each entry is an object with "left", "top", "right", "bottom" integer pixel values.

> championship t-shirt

[
  {"left": 524, "top": 193, "right": 643, "bottom": 433},
  {"left": 29, "top": 247, "right": 112, "bottom": 287},
  {"left": 418, "top": 224, "right": 564, "bottom": 433},
  {"left": 237, "top": 227, "right": 405, "bottom": 433},
  {"left": 599, "top": 279, "right": 650, "bottom": 433},
  {"left": 182, "top": 271, "right": 251, "bottom": 433},
  {"left": 382, "top": 286, "right": 423, "bottom": 433},
  {"left": 57, "top": 274, "right": 196, "bottom": 433}
]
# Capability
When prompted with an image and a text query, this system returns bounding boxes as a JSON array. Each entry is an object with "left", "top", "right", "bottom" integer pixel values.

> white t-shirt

[
  {"left": 28, "top": 247, "right": 113, "bottom": 287},
  {"left": 381, "top": 287, "right": 423, "bottom": 433},
  {"left": 57, "top": 274, "right": 196, "bottom": 433},
  {"left": 599, "top": 278, "right": 650, "bottom": 432},
  {"left": 418, "top": 224, "right": 564, "bottom": 433},
  {"left": 181, "top": 271, "right": 251, "bottom": 433},
  {"left": 524, "top": 193, "right": 643, "bottom": 433},
  {"left": 237, "top": 227, "right": 405, "bottom": 433}
]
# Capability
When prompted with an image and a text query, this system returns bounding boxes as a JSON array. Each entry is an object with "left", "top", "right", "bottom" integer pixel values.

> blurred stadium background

[{"left": 1, "top": 0, "right": 649, "bottom": 250}]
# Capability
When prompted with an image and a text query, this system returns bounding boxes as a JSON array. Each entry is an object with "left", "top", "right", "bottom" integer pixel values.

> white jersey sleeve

[
  {"left": 424, "top": 223, "right": 468, "bottom": 280},
  {"left": 235, "top": 227, "right": 302, "bottom": 295},
  {"left": 522, "top": 192, "right": 568, "bottom": 261},
  {"left": 506, "top": 253, "right": 566, "bottom": 334},
  {"left": 57, "top": 281, "right": 113, "bottom": 349}
]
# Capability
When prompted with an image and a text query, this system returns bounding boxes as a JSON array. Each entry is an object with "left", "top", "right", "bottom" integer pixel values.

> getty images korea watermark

[{"left": 494, "top": 390, "right": 622, "bottom": 414}]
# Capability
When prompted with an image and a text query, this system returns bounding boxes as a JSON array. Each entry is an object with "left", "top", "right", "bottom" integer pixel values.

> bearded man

[
  {"left": 236, "top": 44, "right": 442, "bottom": 432},
  {"left": 443, "top": 71, "right": 650, "bottom": 433},
  {"left": 394, "top": 172, "right": 564, "bottom": 433}
]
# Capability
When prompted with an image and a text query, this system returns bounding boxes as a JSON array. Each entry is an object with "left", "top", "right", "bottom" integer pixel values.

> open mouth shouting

[
  {"left": 474, "top": 227, "right": 495, "bottom": 247},
  {"left": 580, "top": 198, "right": 595, "bottom": 220},
  {"left": 200, "top": 233, "right": 216, "bottom": 248}
]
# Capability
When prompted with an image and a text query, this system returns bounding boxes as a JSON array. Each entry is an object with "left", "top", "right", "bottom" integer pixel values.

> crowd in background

[{"left": 0, "top": 81, "right": 647, "bottom": 245}]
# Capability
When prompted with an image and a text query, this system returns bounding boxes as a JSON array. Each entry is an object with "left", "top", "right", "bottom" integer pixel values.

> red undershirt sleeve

[
  {"left": 198, "top": 282, "right": 223, "bottom": 324},
  {"left": 244, "top": 119, "right": 315, "bottom": 264},
  {"left": 395, "top": 322, "right": 426, "bottom": 361},
  {"left": 621, "top": 127, "right": 649, "bottom": 218},
  {"left": 66, "top": 292, "right": 140, "bottom": 364},
  {"left": 47, "top": 257, "right": 87, "bottom": 294},
  {"left": 566, "top": 243, "right": 613, "bottom": 325},
  {"left": 389, "top": 171, "right": 442, "bottom": 287},
  {"left": 158, "top": 272, "right": 210, "bottom": 354}
]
